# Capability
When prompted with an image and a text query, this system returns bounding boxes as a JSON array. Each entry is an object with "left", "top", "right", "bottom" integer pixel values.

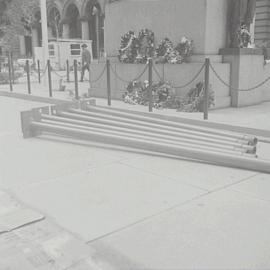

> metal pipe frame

[
  {"left": 29, "top": 121, "right": 270, "bottom": 174},
  {"left": 65, "top": 109, "right": 253, "bottom": 146},
  {"left": 42, "top": 114, "right": 256, "bottom": 154},
  {"left": 84, "top": 105, "right": 258, "bottom": 145}
]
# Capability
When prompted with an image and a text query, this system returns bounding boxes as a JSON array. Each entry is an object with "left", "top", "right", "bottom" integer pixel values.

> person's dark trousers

[{"left": 80, "top": 64, "right": 90, "bottom": 82}]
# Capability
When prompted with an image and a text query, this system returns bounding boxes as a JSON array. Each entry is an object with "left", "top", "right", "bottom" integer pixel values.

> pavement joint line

[
  {"left": 14, "top": 168, "right": 91, "bottom": 191},
  {"left": 229, "top": 187, "right": 270, "bottom": 204},
  {"left": 118, "top": 160, "right": 209, "bottom": 192},
  {"left": 13, "top": 156, "right": 128, "bottom": 192},
  {"left": 86, "top": 172, "right": 260, "bottom": 244}
]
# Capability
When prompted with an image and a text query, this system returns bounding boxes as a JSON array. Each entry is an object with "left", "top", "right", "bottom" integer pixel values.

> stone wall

[{"left": 104, "top": 0, "right": 228, "bottom": 57}]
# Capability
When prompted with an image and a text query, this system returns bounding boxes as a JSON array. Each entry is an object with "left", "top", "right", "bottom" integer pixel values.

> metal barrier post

[
  {"left": 106, "top": 59, "right": 111, "bottom": 106},
  {"left": 11, "top": 52, "right": 15, "bottom": 83},
  {"left": 74, "top": 59, "right": 79, "bottom": 100},
  {"left": 66, "top": 60, "right": 70, "bottom": 82},
  {"left": 26, "top": 60, "right": 31, "bottom": 94},
  {"left": 37, "top": 60, "right": 41, "bottom": 83},
  {"left": 8, "top": 52, "right": 13, "bottom": 92},
  {"left": 204, "top": 58, "right": 210, "bottom": 120},
  {"left": 47, "top": 60, "right": 52, "bottom": 97},
  {"left": 148, "top": 58, "right": 153, "bottom": 112}
]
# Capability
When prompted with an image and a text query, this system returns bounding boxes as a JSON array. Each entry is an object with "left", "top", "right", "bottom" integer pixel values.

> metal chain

[
  {"left": 170, "top": 63, "right": 205, "bottom": 89},
  {"left": 152, "top": 64, "right": 164, "bottom": 81},
  {"left": 133, "top": 64, "right": 148, "bottom": 81},
  {"left": 29, "top": 63, "right": 47, "bottom": 80},
  {"left": 110, "top": 64, "right": 148, "bottom": 83},
  {"left": 52, "top": 70, "right": 67, "bottom": 79},
  {"left": 209, "top": 62, "right": 270, "bottom": 92},
  {"left": 90, "top": 64, "right": 107, "bottom": 83}
]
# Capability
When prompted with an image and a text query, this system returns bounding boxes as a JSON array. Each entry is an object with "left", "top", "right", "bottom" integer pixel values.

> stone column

[
  {"left": 19, "top": 35, "right": 26, "bottom": 56},
  {"left": 250, "top": 15, "right": 256, "bottom": 47},
  {"left": 62, "top": 23, "right": 69, "bottom": 39},
  {"left": 32, "top": 27, "right": 40, "bottom": 57},
  {"left": 95, "top": 14, "right": 100, "bottom": 58},
  {"left": 48, "top": 26, "right": 53, "bottom": 39},
  {"left": 32, "top": 28, "right": 39, "bottom": 47},
  {"left": 81, "top": 20, "right": 90, "bottom": 40}
]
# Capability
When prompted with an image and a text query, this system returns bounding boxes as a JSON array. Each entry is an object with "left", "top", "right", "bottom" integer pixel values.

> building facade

[
  {"left": 18, "top": 0, "right": 108, "bottom": 59},
  {"left": 2, "top": 0, "right": 270, "bottom": 59}
]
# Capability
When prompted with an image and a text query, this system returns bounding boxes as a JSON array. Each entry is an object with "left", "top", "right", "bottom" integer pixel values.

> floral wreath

[
  {"left": 119, "top": 29, "right": 155, "bottom": 64},
  {"left": 135, "top": 29, "right": 155, "bottom": 63},
  {"left": 118, "top": 31, "right": 139, "bottom": 63}
]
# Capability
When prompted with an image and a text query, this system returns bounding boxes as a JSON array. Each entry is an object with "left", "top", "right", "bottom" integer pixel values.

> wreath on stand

[
  {"left": 156, "top": 37, "right": 194, "bottom": 64},
  {"left": 156, "top": 38, "right": 182, "bottom": 64},
  {"left": 122, "top": 80, "right": 214, "bottom": 112},
  {"left": 118, "top": 31, "right": 139, "bottom": 63},
  {"left": 135, "top": 29, "right": 155, "bottom": 63},
  {"left": 175, "top": 37, "right": 194, "bottom": 62},
  {"left": 118, "top": 29, "right": 155, "bottom": 63}
]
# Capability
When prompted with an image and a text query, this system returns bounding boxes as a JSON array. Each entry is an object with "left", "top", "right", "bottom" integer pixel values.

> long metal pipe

[
  {"left": 42, "top": 114, "right": 256, "bottom": 154},
  {"left": 60, "top": 110, "right": 251, "bottom": 147},
  {"left": 83, "top": 106, "right": 257, "bottom": 145},
  {"left": 30, "top": 121, "right": 270, "bottom": 174},
  {"left": 41, "top": 118, "right": 251, "bottom": 156}
]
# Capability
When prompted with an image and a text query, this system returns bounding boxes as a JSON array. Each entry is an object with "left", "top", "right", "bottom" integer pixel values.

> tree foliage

[{"left": 0, "top": 0, "right": 39, "bottom": 39}]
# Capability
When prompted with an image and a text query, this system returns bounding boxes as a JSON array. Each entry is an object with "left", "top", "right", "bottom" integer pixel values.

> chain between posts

[
  {"left": 153, "top": 62, "right": 205, "bottom": 88},
  {"left": 172, "top": 63, "right": 206, "bottom": 89},
  {"left": 152, "top": 64, "right": 164, "bottom": 81},
  {"left": 209, "top": 62, "right": 270, "bottom": 92},
  {"left": 110, "top": 63, "right": 148, "bottom": 83},
  {"left": 90, "top": 63, "right": 107, "bottom": 83}
]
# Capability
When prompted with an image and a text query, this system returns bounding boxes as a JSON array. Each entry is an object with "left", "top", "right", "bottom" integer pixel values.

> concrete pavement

[{"left": 1, "top": 94, "right": 270, "bottom": 269}]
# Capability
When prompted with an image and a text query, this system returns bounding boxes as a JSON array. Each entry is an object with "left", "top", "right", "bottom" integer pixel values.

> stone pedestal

[{"left": 219, "top": 48, "right": 267, "bottom": 107}]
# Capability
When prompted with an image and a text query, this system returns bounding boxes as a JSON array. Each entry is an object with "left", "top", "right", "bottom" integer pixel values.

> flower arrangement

[
  {"left": 175, "top": 36, "right": 194, "bottom": 62},
  {"left": 156, "top": 36, "right": 194, "bottom": 64},
  {"left": 118, "top": 29, "right": 155, "bottom": 64},
  {"left": 135, "top": 29, "right": 155, "bottom": 63},
  {"left": 122, "top": 80, "right": 214, "bottom": 112},
  {"left": 119, "top": 30, "right": 194, "bottom": 64},
  {"left": 118, "top": 31, "right": 139, "bottom": 63},
  {"left": 155, "top": 38, "right": 182, "bottom": 64},
  {"left": 122, "top": 80, "right": 176, "bottom": 107},
  {"left": 237, "top": 24, "right": 251, "bottom": 48},
  {"left": 177, "top": 82, "right": 215, "bottom": 112}
]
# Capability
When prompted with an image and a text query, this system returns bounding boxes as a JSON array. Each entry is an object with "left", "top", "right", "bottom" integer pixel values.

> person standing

[{"left": 80, "top": 44, "right": 91, "bottom": 82}]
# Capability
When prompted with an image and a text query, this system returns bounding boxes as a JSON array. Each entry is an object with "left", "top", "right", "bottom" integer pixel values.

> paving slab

[
  {"left": 120, "top": 154, "right": 257, "bottom": 191},
  {"left": 12, "top": 162, "right": 205, "bottom": 241},
  {"left": 1, "top": 95, "right": 270, "bottom": 269},
  {"left": 230, "top": 173, "right": 270, "bottom": 202},
  {"left": 0, "top": 135, "right": 125, "bottom": 189},
  {"left": 89, "top": 189, "right": 270, "bottom": 270}
]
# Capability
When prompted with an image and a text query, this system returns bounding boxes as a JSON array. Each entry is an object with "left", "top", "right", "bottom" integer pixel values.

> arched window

[
  {"left": 48, "top": 7, "right": 62, "bottom": 38},
  {"left": 66, "top": 4, "right": 81, "bottom": 39}
]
